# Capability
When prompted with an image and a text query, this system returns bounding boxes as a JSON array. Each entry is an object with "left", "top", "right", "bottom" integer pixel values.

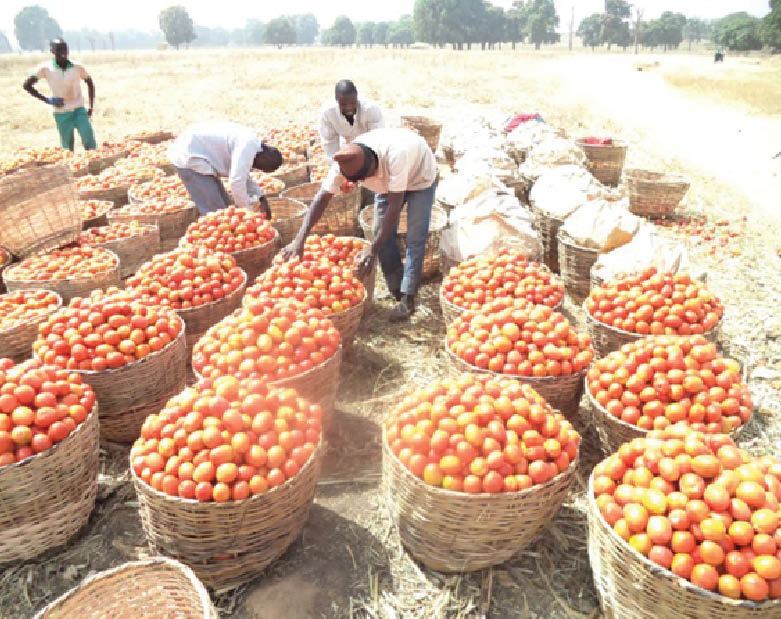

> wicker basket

[
  {"left": 281, "top": 182, "right": 361, "bottom": 237},
  {"left": 78, "top": 185, "right": 130, "bottom": 208},
  {"left": 81, "top": 200, "right": 114, "bottom": 230},
  {"left": 87, "top": 150, "right": 128, "bottom": 175},
  {"left": 576, "top": 139, "right": 627, "bottom": 187},
  {"left": 529, "top": 203, "right": 565, "bottom": 274},
  {"left": 179, "top": 270, "right": 248, "bottom": 354},
  {"left": 383, "top": 429, "right": 578, "bottom": 572},
  {"left": 445, "top": 342, "right": 585, "bottom": 418},
  {"left": 0, "top": 165, "right": 81, "bottom": 258},
  {"left": 88, "top": 225, "right": 160, "bottom": 279},
  {"left": 583, "top": 304, "right": 722, "bottom": 360},
  {"left": 108, "top": 205, "right": 198, "bottom": 248},
  {"left": 587, "top": 474, "right": 781, "bottom": 619},
  {"left": 0, "top": 290, "right": 63, "bottom": 363},
  {"left": 557, "top": 232, "right": 602, "bottom": 305},
  {"left": 438, "top": 288, "right": 563, "bottom": 327},
  {"left": 273, "top": 164, "right": 309, "bottom": 188},
  {"left": 0, "top": 401, "right": 99, "bottom": 562},
  {"left": 590, "top": 270, "right": 606, "bottom": 293},
  {"left": 4, "top": 254, "right": 122, "bottom": 304},
  {"left": 157, "top": 163, "right": 176, "bottom": 176},
  {"left": 0, "top": 247, "right": 11, "bottom": 294},
  {"left": 625, "top": 169, "right": 690, "bottom": 218},
  {"left": 127, "top": 131, "right": 175, "bottom": 144},
  {"left": 400, "top": 116, "right": 442, "bottom": 153},
  {"left": 325, "top": 292, "right": 367, "bottom": 348},
  {"left": 68, "top": 317, "right": 187, "bottom": 443},
  {"left": 359, "top": 205, "right": 448, "bottom": 281},
  {"left": 132, "top": 442, "right": 323, "bottom": 591},
  {"left": 34, "top": 557, "right": 218, "bottom": 619},
  {"left": 269, "top": 197, "right": 308, "bottom": 247},
  {"left": 227, "top": 231, "right": 279, "bottom": 284}
]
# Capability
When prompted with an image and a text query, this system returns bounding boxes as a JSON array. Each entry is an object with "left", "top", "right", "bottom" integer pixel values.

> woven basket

[
  {"left": 576, "top": 139, "right": 627, "bottom": 187},
  {"left": 88, "top": 225, "right": 160, "bottom": 279},
  {"left": 587, "top": 474, "right": 781, "bottom": 619},
  {"left": 68, "top": 317, "right": 187, "bottom": 443},
  {"left": 590, "top": 270, "right": 606, "bottom": 293},
  {"left": 529, "top": 203, "right": 565, "bottom": 274},
  {"left": 0, "top": 290, "right": 63, "bottom": 363},
  {"left": 4, "top": 254, "right": 121, "bottom": 304},
  {"left": 0, "top": 165, "right": 81, "bottom": 258},
  {"left": 87, "top": 150, "right": 128, "bottom": 175},
  {"left": 269, "top": 197, "right": 307, "bottom": 247},
  {"left": 625, "top": 169, "right": 690, "bottom": 218},
  {"left": 359, "top": 205, "right": 448, "bottom": 281},
  {"left": 157, "top": 163, "right": 176, "bottom": 176},
  {"left": 180, "top": 270, "right": 248, "bottom": 354},
  {"left": 325, "top": 292, "right": 367, "bottom": 348},
  {"left": 0, "top": 247, "right": 11, "bottom": 294},
  {"left": 127, "top": 131, "right": 174, "bottom": 144},
  {"left": 227, "top": 231, "right": 279, "bottom": 284},
  {"left": 383, "top": 429, "right": 578, "bottom": 572},
  {"left": 81, "top": 201, "right": 114, "bottom": 230},
  {"left": 583, "top": 304, "right": 722, "bottom": 360},
  {"left": 445, "top": 342, "right": 585, "bottom": 418},
  {"left": 0, "top": 401, "right": 99, "bottom": 562},
  {"left": 108, "top": 205, "right": 198, "bottom": 247},
  {"left": 34, "top": 557, "right": 218, "bottom": 619},
  {"left": 272, "top": 164, "right": 309, "bottom": 188},
  {"left": 557, "top": 232, "right": 602, "bottom": 306},
  {"left": 400, "top": 116, "right": 442, "bottom": 153},
  {"left": 281, "top": 182, "right": 361, "bottom": 237},
  {"left": 78, "top": 185, "right": 130, "bottom": 208},
  {"left": 132, "top": 442, "right": 323, "bottom": 591}
]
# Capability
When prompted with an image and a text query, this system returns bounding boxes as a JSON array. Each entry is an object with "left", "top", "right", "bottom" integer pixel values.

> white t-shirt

[
  {"left": 318, "top": 97, "right": 384, "bottom": 161},
  {"left": 35, "top": 60, "right": 90, "bottom": 112},
  {"left": 323, "top": 128, "right": 436, "bottom": 196},
  {"left": 167, "top": 120, "right": 264, "bottom": 209}
]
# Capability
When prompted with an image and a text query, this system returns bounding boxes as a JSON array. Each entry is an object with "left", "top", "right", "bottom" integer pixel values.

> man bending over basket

[
  {"left": 167, "top": 120, "right": 283, "bottom": 219},
  {"left": 282, "top": 128, "right": 437, "bottom": 322}
]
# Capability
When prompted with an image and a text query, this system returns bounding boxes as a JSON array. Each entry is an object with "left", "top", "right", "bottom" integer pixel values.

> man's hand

[
  {"left": 45, "top": 97, "right": 65, "bottom": 107},
  {"left": 87, "top": 107, "right": 93, "bottom": 118},
  {"left": 353, "top": 247, "right": 376, "bottom": 279},
  {"left": 281, "top": 239, "right": 304, "bottom": 262},
  {"left": 259, "top": 196, "right": 271, "bottom": 220}
]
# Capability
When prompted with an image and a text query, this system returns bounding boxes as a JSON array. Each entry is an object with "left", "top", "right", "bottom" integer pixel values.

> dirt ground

[{"left": 1, "top": 48, "right": 780, "bottom": 618}]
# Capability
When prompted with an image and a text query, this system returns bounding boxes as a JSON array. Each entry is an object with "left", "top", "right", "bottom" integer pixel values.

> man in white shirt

[
  {"left": 23, "top": 39, "right": 96, "bottom": 151},
  {"left": 167, "top": 121, "right": 283, "bottom": 218},
  {"left": 318, "top": 80, "right": 384, "bottom": 162},
  {"left": 283, "top": 128, "right": 437, "bottom": 321}
]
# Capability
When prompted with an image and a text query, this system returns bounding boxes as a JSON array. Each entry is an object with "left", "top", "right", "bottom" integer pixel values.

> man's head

[
  {"left": 252, "top": 143, "right": 283, "bottom": 174},
  {"left": 50, "top": 39, "right": 68, "bottom": 65},
  {"left": 335, "top": 80, "right": 358, "bottom": 119},
  {"left": 333, "top": 143, "right": 377, "bottom": 183}
]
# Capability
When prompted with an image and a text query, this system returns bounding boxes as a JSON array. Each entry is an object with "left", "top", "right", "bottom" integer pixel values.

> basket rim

[
  {"left": 0, "top": 246, "right": 11, "bottom": 264},
  {"left": 109, "top": 202, "right": 196, "bottom": 218},
  {"left": 528, "top": 202, "right": 567, "bottom": 225},
  {"left": 587, "top": 472, "right": 781, "bottom": 611},
  {"left": 556, "top": 231, "right": 603, "bottom": 254},
  {"left": 175, "top": 268, "right": 248, "bottom": 318},
  {"left": 3, "top": 248, "right": 120, "bottom": 285},
  {"left": 0, "top": 289, "right": 63, "bottom": 334},
  {"left": 81, "top": 224, "right": 159, "bottom": 248},
  {"left": 358, "top": 203, "right": 448, "bottom": 234},
  {"left": 267, "top": 196, "right": 308, "bottom": 218},
  {"left": 0, "top": 399, "right": 97, "bottom": 476},
  {"left": 575, "top": 138, "right": 628, "bottom": 148},
  {"left": 383, "top": 424, "right": 579, "bottom": 500},
  {"left": 623, "top": 168, "right": 690, "bottom": 185}
]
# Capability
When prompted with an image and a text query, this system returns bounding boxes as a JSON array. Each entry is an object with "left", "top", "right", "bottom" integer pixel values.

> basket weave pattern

[
  {"left": 0, "top": 403, "right": 99, "bottom": 562},
  {"left": 108, "top": 206, "right": 198, "bottom": 246},
  {"left": 91, "top": 225, "right": 160, "bottom": 279},
  {"left": 383, "top": 432, "right": 577, "bottom": 572},
  {"left": 127, "top": 131, "right": 174, "bottom": 144},
  {"left": 400, "top": 116, "right": 442, "bottom": 153},
  {"left": 281, "top": 182, "right": 361, "bottom": 237},
  {"left": 272, "top": 164, "right": 309, "bottom": 189},
  {"left": 0, "top": 165, "right": 81, "bottom": 258},
  {"left": 587, "top": 474, "right": 781, "bottom": 619},
  {"left": 227, "top": 232, "right": 278, "bottom": 285},
  {"left": 326, "top": 293, "right": 367, "bottom": 348},
  {"left": 34, "top": 557, "right": 218, "bottom": 619},
  {"left": 78, "top": 185, "right": 131, "bottom": 208},
  {"left": 269, "top": 197, "right": 307, "bottom": 246},
  {"left": 133, "top": 443, "right": 323, "bottom": 590},
  {"left": 575, "top": 139, "right": 627, "bottom": 187},
  {"left": 0, "top": 290, "right": 63, "bottom": 363},
  {"left": 529, "top": 204, "right": 565, "bottom": 274},
  {"left": 625, "top": 169, "right": 690, "bottom": 218},
  {"left": 557, "top": 233, "right": 601, "bottom": 305},
  {"left": 87, "top": 151, "right": 128, "bottom": 176}
]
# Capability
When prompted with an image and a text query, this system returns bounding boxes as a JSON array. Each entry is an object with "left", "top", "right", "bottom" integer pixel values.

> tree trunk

[
  {"left": 481, "top": 42, "right": 486, "bottom": 50},
  {"left": 512, "top": 41, "right": 516, "bottom": 50},
  {"left": 534, "top": 41, "right": 541, "bottom": 50}
]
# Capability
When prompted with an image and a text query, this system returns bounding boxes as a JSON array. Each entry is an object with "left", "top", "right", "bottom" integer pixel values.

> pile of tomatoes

[
  {"left": 130, "top": 176, "right": 189, "bottom": 202},
  {"left": 247, "top": 172, "right": 285, "bottom": 196},
  {"left": 5, "top": 247, "right": 117, "bottom": 282},
  {"left": 130, "top": 375, "right": 321, "bottom": 502},
  {"left": 385, "top": 374, "right": 580, "bottom": 493},
  {"left": 34, "top": 296, "right": 183, "bottom": 371},
  {"left": 0, "top": 290, "right": 61, "bottom": 332},
  {"left": 586, "top": 268, "right": 724, "bottom": 336},
  {"left": 446, "top": 299, "right": 594, "bottom": 376},
  {"left": 125, "top": 248, "right": 245, "bottom": 310},
  {"left": 78, "top": 222, "right": 151, "bottom": 246},
  {"left": 441, "top": 250, "right": 564, "bottom": 312},
  {"left": 246, "top": 260, "right": 365, "bottom": 316},
  {"left": 593, "top": 426, "right": 781, "bottom": 601},
  {"left": 0, "top": 359, "right": 96, "bottom": 467},
  {"left": 181, "top": 207, "right": 276, "bottom": 254},
  {"left": 192, "top": 302, "right": 341, "bottom": 382},
  {"left": 273, "top": 235, "right": 367, "bottom": 270},
  {"left": 113, "top": 197, "right": 195, "bottom": 216},
  {"left": 80, "top": 200, "right": 113, "bottom": 221}
]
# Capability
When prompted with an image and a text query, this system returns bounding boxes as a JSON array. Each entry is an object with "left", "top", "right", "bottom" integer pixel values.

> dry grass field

[{"left": 1, "top": 48, "right": 780, "bottom": 618}]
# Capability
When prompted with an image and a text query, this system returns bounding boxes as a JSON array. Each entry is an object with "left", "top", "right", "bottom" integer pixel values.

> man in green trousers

[{"left": 23, "top": 38, "right": 97, "bottom": 151}]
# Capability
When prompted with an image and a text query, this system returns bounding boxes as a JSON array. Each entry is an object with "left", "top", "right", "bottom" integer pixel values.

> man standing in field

[
  {"left": 23, "top": 38, "right": 97, "bottom": 151},
  {"left": 283, "top": 128, "right": 437, "bottom": 322},
  {"left": 318, "top": 80, "right": 384, "bottom": 162},
  {"left": 167, "top": 120, "right": 283, "bottom": 218}
]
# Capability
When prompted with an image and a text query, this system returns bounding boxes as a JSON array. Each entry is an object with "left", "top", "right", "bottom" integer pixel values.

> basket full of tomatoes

[
  {"left": 0, "top": 359, "right": 99, "bottom": 562},
  {"left": 0, "top": 290, "right": 62, "bottom": 363},
  {"left": 129, "top": 376, "right": 323, "bottom": 589},
  {"left": 109, "top": 199, "right": 198, "bottom": 253},
  {"left": 588, "top": 426, "right": 781, "bottom": 618},
  {"left": 283, "top": 181, "right": 362, "bottom": 238},
  {"left": 382, "top": 374, "right": 579, "bottom": 572}
]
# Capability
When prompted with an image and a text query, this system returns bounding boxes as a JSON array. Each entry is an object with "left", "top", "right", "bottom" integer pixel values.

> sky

[{"left": 0, "top": 0, "right": 772, "bottom": 39}]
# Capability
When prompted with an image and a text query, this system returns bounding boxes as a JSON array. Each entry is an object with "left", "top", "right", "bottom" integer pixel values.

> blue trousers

[
  {"left": 175, "top": 167, "right": 231, "bottom": 215},
  {"left": 372, "top": 183, "right": 436, "bottom": 296}
]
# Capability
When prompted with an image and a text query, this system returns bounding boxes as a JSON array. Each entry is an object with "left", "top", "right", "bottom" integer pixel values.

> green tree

[
  {"left": 389, "top": 15, "right": 415, "bottom": 48},
  {"left": 657, "top": 11, "right": 686, "bottom": 49},
  {"left": 374, "top": 22, "right": 390, "bottom": 47},
  {"left": 291, "top": 13, "right": 318, "bottom": 44},
  {"left": 761, "top": 0, "right": 781, "bottom": 51},
  {"left": 14, "top": 6, "right": 62, "bottom": 51},
  {"left": 0, "top": 31, "right": 11, "bottom": 53},
  {"left": 600, "top": 0, "right": 631, "bottom": 49},
  {"left": 505, "top": 1, "right": 527, "bottom": 49},
  {"left": 716, "top": 12, "right": 762, "bottom": 51},
  {"left": 245, "top": 19, "right": 264, "bottom": 45},
  {"left": 159, "top": 6, "right": 195, "bottom": 49},
  {"left": 329, "top": 16, "right": 356, "bottom": 46},
  {"left": 265, "top": 17, "right": 296, "bottom": 47},
  {"left": 481, "top": 4, "right": 505, "bottom": 49},
  {"left": 413, "top": 0, "right": 446, "bottom": 46},
  {"left": 520, "top": 0, "right": 559, "bottom": 50},
  {"left": 577, "top": 13, "right": 603, "bottom": 49},
  {"left": 683, "top": 16, "right": 708, "bottom": 50},
  {"left": 356, "top": 22, "right": 375, "bottom": 47}
]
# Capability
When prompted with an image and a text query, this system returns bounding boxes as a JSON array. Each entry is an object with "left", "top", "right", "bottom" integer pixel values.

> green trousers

[{"left": 54, "top": 107, "right": 96, "bottom": 151}]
